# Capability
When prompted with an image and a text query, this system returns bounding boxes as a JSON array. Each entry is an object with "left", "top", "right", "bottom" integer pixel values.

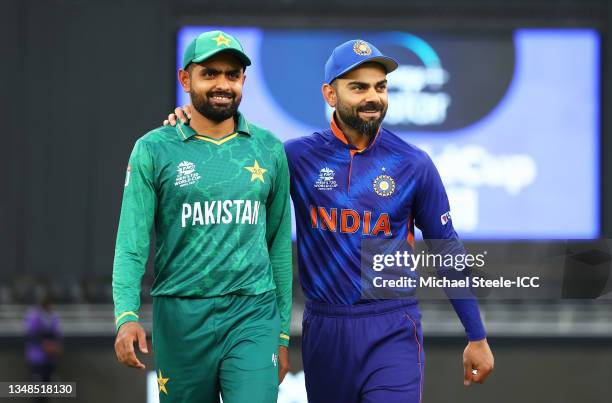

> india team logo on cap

[
  {"left": 353, "top": 40, "right": 372, "bottom": 56},
  {"left": 373, "top": 174, "right": 396, "bottom": 197}
]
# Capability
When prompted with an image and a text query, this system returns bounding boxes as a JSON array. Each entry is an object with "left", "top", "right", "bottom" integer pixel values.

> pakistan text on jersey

[{"left": 181, "top": 200, "right": 261, "bottom": 227}]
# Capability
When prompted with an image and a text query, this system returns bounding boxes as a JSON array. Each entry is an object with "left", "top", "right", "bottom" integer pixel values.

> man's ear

[
  {"left": 322, "top": 83, "right": 337, "bottom": 108},
  {"left": 178, "top": 69, "right": 191, "bottom": 93}
]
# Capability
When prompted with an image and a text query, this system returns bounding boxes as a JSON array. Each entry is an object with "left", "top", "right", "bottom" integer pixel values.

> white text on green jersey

[{"left": 181, "top": 200, "right": 261, "bottom": 227}]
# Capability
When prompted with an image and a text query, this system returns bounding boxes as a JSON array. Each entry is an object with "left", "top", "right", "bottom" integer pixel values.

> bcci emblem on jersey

[{"left": 373, "top": 174, "right": 396, "bottom": 197}]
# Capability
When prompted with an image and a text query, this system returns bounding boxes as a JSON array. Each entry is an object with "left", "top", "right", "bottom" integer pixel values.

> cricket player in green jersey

[{"left": 112, "top": 30, "right": 292, "bottom": 403}]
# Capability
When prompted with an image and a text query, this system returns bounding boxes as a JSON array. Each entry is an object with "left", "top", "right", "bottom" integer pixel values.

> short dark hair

[{"left": 185, "top": 60, "right": 247, "bottom": 76}]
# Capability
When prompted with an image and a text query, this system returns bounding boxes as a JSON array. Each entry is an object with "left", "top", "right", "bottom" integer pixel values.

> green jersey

[{"left": 112, "top": 112, "right": 293, "bottom": 346}]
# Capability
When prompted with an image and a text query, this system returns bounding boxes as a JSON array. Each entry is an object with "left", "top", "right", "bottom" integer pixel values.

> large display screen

[{"left": 177, "top": 26, "right": 600, "bottom": 239}]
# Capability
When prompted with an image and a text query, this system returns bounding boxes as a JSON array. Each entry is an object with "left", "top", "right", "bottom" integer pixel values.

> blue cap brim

[{"left": 328, "top": 56, "right": 398, "bottom": 83}]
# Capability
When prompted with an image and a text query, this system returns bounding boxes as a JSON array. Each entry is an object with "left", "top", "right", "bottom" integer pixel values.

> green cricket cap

[{"left": 182, "top": 30, "right": 251, "bottom": 70}]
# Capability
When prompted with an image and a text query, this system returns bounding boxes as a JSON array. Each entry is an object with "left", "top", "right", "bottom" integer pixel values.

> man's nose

[
  {"left": 212, "top": 74, "right": 231, "bottom": 91},
  {"left": 364, "top": 86, "right": 381, "bottom": 104}
]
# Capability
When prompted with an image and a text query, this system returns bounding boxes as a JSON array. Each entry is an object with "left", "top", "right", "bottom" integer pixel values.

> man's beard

[
  {"left": 336, "top": 99, "right": 387, "bottom": 138},
  {"left": 191, "top": 89, "right": 241, "bottom": 122}
]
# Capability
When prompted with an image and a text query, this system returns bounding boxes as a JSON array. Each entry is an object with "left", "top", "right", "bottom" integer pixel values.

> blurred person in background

[{"left": 24, "top": 293, "right": 63, "bottom": 382}]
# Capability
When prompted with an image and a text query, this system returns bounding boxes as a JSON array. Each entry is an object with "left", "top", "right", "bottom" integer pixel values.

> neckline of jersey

[
  {"left": 176, "top": 111, "right": 251, "bottom": 142},
  {"left": 329, "top": 113, "right": 382, "bottom": 155},
  {"left": 193, "top": 132, "right": 239, "bottom": 145}
]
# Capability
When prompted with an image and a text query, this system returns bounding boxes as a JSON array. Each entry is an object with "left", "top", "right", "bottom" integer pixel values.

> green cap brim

[{"left": 185, "top": 48, "right": 252, "bottom": 70}]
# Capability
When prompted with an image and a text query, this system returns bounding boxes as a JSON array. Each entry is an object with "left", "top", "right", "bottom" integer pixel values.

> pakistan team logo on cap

[
  {"left": 353, "top": 40, "right": 372, "bottom": 56},
  {"left": 212, "top": 32, "right": 231, "bottom": 47},
  {"left": 373, "top": 174, "right": 396, "bottom": 197}
]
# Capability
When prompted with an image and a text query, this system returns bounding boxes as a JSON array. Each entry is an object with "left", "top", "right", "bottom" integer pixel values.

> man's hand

[
  {"left": 278, "top": 346, "right": 290, "bottom": 384},
  {"left": 463, "top": 338, "right": 494, "bottom": 386},
  {"left": 114, "top": 322, "right": 148, "bottom": 369},
  {"left": 163, "top": 105, "right": 192, "bottom": 127}
]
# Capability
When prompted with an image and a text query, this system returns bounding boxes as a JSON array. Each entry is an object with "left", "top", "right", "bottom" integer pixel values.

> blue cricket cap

[{"left": 324, "top": 39, "right": 398, "bottom": 84}]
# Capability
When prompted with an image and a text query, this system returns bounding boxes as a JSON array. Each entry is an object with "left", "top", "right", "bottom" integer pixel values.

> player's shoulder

[
  {"left": 244, "top": 120, "right": 284, "bottom": 150},
  {"left": 379, "top": 127, "right": 433, "bottom": 166},
  {"left": 284, "top": 131, "right": 326, "bottom": 157},
  {"left": 136, "top": 125, "right": 179, "bottom": 147}
]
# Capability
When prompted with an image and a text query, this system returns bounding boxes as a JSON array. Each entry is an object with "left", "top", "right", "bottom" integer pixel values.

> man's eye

[{"left": 229, "top": 72, "right": 240, "bottom": 79}]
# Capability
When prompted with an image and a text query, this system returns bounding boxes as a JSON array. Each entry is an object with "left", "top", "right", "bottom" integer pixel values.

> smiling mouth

[
  {"left": 359, "top": 110, "right": 381, "bottom": 116},
  {"left": 209, "top": 94, "right": 233, "bottom": 103}
]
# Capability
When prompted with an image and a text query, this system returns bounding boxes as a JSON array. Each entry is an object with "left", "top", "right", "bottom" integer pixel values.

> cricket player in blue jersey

[
  {"left": 285, "top": 40, "right": 494, "bottom": 402},
  {"left": 167, "top": 38, "right": 494, "bottom": 403}
]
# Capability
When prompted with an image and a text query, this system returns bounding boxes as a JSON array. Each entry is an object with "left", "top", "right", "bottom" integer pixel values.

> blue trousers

[{"left": 302, "top": 299, "right": 425, "bottom": 403}]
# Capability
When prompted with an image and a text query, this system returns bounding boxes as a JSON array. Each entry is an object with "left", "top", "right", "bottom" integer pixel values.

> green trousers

[{"left": 152, "top": 291, "right": 280, "bottom": 403}]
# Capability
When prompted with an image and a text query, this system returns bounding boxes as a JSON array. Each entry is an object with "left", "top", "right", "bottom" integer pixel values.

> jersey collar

[{"left": 176, "top": 111, "right": 251, "bottom": 141}]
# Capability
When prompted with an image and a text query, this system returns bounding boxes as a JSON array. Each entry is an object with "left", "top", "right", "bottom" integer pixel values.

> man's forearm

[
  {"left": 273, "top": 261, "right": 292, "bottom": 346},
  {"left": 112, "top": 254, "right": 146, "bottom": 330}
]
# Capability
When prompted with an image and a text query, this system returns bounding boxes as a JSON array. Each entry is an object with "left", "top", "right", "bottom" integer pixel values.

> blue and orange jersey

[{"left": 285, "top": 116, "right": 486, "bottom": 340}]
